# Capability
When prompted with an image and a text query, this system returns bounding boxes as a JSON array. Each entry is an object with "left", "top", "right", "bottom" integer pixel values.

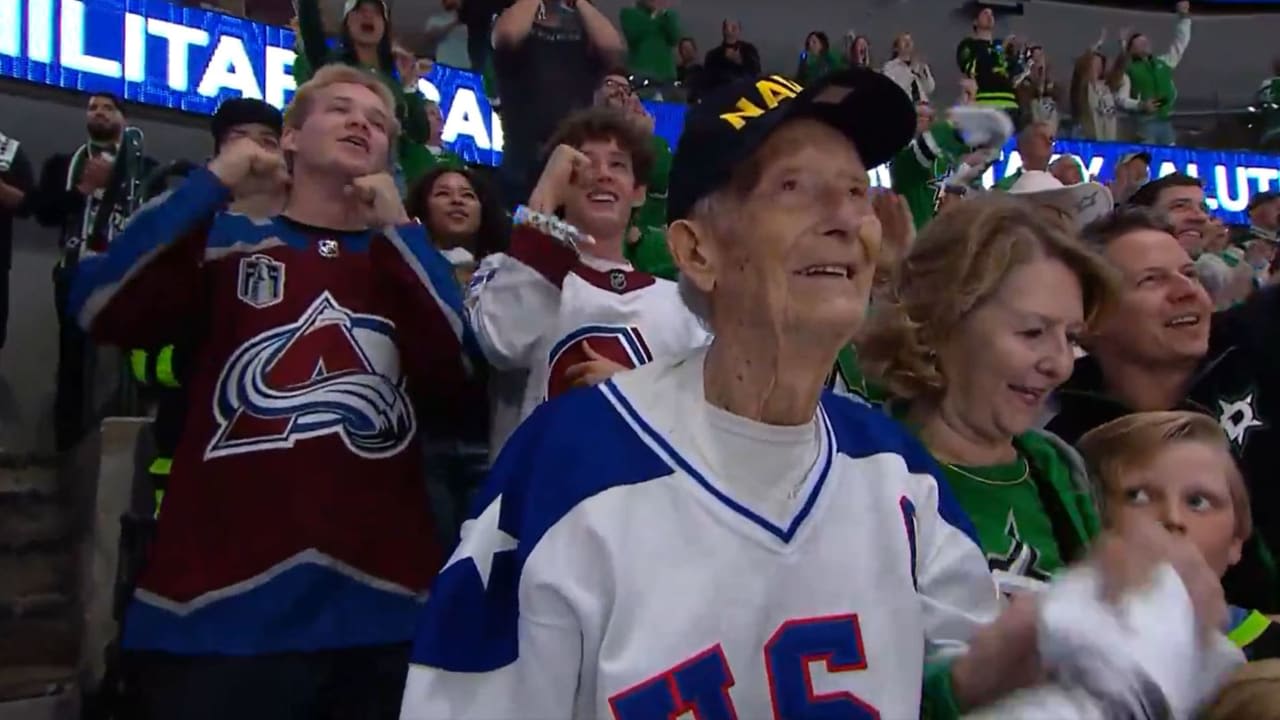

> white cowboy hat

[{"left": 1006, "top": 170, "right": 1114, "bottom": 228}]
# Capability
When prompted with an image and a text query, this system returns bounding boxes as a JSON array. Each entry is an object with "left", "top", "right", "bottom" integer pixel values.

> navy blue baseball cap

[{"left": 667, "top": 68, "right": 915, "bottom": 224}]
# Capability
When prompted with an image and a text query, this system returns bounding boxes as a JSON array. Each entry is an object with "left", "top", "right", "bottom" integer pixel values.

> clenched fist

[
  {"left": 528, "top": 144, "right": 591, "bottom": 214},
  {"left": 344, "top": 172, "right": 410, "bottom": 228},
  {"left": 208, "top": 136, "right": 289, "bottom": 197}
]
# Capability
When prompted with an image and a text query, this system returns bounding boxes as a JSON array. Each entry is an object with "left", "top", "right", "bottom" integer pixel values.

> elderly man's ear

[{"left": 667, "top": 218, "right": 718, "bottom": 293}]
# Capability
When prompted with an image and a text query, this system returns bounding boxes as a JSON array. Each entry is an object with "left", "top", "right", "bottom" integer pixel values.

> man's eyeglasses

[{"left": 603, "top": 78, "right": 634, "bottom": 96}]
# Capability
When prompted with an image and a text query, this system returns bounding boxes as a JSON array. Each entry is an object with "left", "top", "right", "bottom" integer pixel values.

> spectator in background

[
  {"left": 1070, "top": 41, "right": 1131, "bottom": 141},
  {"left": 401, "top": 98, "right": 463, "bottom": 181},
  {"left": 293, "top": 0, "right": 432, "bottom": 187},
  {"left": 702, "top": 19, "right": 761, "bottom": 91},
  {"left": 675, "top": 37, "right": 703, "bottom": 100},
  {"left": 441, "top": 0, "right": 511, "bottom": 95},
  {"left": 883, "top": 32, "right": 935, "bottom": 104},
  {"left": 33, "top": 92, "right": 156, "bottom": 452},
  {"left": 1125, "top": 0, "right": 1193, "bottom": 146},
  {"left": 1016, "top": 52, "right": 1065, "bottom": 133},
  {"left": 957, "top": 5, "right": 1019, "bottom": 126},
  {"left": 1109, "top": 151, "right": 1150, "bottom": 205},
  {"left": 1237, "top": 191, "right": 1280, "bottom": 246},
  {"left": 491, "top": 0, "right": 622, "bottom": 208},
  {"left": 796, "top": 31, "right": 844, "bottom": 86},
  {"left": 846, "top": 34, "right": 874, "bottom": 69},
  {"left": 0, "top": 131, "right": 32, "bottom": 356},
  {"left": 1004, "top": 34, "right": 1027, "bottom": 85},
  {"left": 1048, "top": 154, "right": 1086, "bottom": 186},
  {"left": 619, "top": 0, "right": 681, "bottom": 90},
  {"left": 1129, "top": 173, "right": 1208, "bottom": 257},
  {"left": 591, "top": 72, "right": 674, "bottom": 278},
  {"left": 1259, "top": 58, "right": 1280, "bottom": 150},
  {"left": 996, "top": 121, "right": 1053, "bottom": 190}
]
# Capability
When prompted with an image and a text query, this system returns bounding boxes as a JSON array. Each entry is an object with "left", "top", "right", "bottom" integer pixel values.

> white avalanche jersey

[
  {"left": 466, "top": 225, "right": 710, "bottom": 443},
  {"left": 401, "top": 349, "right": 1000, "bottom": 720}
]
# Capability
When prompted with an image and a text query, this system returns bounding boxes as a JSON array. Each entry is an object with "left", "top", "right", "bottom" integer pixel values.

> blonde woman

[{"left": 858, "top": 194, "right": 1116, "bottom": 596}]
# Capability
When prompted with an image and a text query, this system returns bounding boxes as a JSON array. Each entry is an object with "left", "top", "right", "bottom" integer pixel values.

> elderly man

[{"left": 401, "top": 70, "right": 1231, "bottom": 719}]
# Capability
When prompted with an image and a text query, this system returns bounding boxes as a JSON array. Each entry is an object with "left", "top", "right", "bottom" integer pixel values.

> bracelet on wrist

[{"left": 513, "top": 205, "right": 593, "bottom": 248}]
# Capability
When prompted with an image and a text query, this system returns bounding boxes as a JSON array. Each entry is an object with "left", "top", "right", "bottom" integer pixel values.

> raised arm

[
  {"left": 292, "top": 0, "right": 329, "bottom": 74},
  {"left": 492, "top": 0, "right": 542, "bottom": 50},
  {"left": 577, "top": 0, "right": 626, "bottom": 63}
]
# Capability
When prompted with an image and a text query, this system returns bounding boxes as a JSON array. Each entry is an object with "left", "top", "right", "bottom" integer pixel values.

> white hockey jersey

[
  {"left": 466, "top": 225, "right": 710, "bottom": 445},
  {"left": 401, "top": 348, "right": 1001, "bottom": 720}
]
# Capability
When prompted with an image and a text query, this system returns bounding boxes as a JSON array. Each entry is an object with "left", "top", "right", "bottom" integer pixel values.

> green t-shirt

[{"left": 937, "top": 453, "right": 1062, "bottom": 595}]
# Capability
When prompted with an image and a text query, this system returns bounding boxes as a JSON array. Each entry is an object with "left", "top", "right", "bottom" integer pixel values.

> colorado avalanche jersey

[
  {"left": 466, "top": 225, "right": 710, "bottom": 443},
  {"left": 401, "top": 349, "right": 1000, "bottom": 719},
  {"left": 69, "top": 168, "right": 480, "bottom": 655}
]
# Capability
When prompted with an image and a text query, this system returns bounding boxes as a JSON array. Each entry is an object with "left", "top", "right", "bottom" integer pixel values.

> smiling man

[
  {"left": 399, "top": 69, "right": 1147, "bottom": 720},
  {"left": 465, "top": 106, "right": 709, "bottom": 452},
  {"left": 1048, "top": 206, "right": 1280, "bottom": 613},
  {"left": 69, "top": 64, "right": 478, "bottom": 716}
]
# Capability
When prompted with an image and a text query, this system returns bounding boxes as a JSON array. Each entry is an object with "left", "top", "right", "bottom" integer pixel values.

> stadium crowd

[{"left": 4, "top": 0, "right": 1280, "bottom": 717}]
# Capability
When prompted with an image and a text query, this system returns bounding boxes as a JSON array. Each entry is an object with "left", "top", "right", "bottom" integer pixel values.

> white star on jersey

[{"left": 447, "top": 495, "right": 518, "bottom": 588}]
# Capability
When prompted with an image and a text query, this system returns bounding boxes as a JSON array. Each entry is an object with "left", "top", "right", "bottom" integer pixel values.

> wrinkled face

[
  {"left": 1106, "top": 441, "right": 1243, "bottom": 577},
  {"left": 223, "top": 122, "right": 282, "bottom": 154},
  {"left": 1155, "top": 185, "right": 1209, "bottom": 255},
  {"left": 678, "top": 38, "right": 697, "bottom": 62},
  {"left": 723, "top": 20, "right": 740, "bottom": 43},
  {"left": 425, "top": 171, "right": 481, "bottom": 243},
  {"left": 346, "top": 1, "right": 386, "bottom": 46},
  {"left": 976, "top": 8, "right": 995, "bottom": 30},
  {"left": 1129, "top": 33, "right": 1151, "bottom": 57},
  {"left": 703, "top": 119, "right": 878, "bottom": 344},
  {"left": 86, "top": 96, "right": 124, "bottom": 141},
  {"left": 937, "top": 258, "right": 1084, "bottom": 441},
  {"left": 1093, "top": 229, "right": 1211, "bottom": 366},
  {"left": 596, "top": 74, "right": 633, "bottom": 109},
  {"left": 283, "top": 81, "right": 393, "bottom": 179},
  {"left": 805, "top": 34, "right": 823, "bottom": 54},
  {"left": 561, "top": 137, "right": 645, "bottom": 235},
  {"left": 1050, "top": 157, "right": 1083, "bottom": 186}
]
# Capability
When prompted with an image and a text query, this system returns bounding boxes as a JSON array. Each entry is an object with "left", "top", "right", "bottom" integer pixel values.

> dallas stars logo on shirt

[
  {"left": 1218, "top": 390, "right": 1265, "bottom": 447},
  {"left": 988, "top": 509, "right": 1052, "bottom": 594}
]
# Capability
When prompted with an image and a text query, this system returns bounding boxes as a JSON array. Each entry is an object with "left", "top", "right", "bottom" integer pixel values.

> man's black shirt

[
  {"left": 1047, "top": 285, "right": 1280, "bottom": 612},
  {"left": 0, "top": 143, "right": 34, "bottom": 271}
]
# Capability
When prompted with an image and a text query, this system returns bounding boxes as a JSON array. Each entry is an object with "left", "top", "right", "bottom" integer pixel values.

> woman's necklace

[{"left": 943, "top": 456, "right": 1030, "bottom": 486}]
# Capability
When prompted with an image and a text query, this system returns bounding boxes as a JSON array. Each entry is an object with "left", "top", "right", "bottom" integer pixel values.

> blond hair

[
  {"left": 859, "top": 193, "right": 1116, "bottom": 401},
  {"left": 1077, "top": 410, "right": 1252, "bottom": 542},
  {"left": 1203, "top": 660, "right": 1280, "bottom": 720},
  {"left": 284, "top": 64, "right": 400, "bottom": 140}
]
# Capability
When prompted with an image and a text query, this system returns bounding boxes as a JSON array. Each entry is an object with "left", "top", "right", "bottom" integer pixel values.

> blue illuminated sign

[{"left": 2, "top": 0, "right": 1278, "bottom": 223}]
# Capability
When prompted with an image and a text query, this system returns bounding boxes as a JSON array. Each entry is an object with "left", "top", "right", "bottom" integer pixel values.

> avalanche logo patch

[
  {"left": 545, "top": 325, "right": 652, "bottom": 400},
  {"left": 205, "top": 292, "right": 415, "bottom": 460}
]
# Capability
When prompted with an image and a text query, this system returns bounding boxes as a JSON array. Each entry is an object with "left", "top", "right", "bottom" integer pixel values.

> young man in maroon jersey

[{"left": 70, "top": 64, "right": 480, "bottom": 717}]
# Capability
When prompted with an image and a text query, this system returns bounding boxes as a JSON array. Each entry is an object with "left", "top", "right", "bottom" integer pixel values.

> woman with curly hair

[
  {"left": 856, "top": 194, "right": 1116, "bottom": 596},
  {"left": 406, "top": 165, "right": 509, "bottom": 288}
]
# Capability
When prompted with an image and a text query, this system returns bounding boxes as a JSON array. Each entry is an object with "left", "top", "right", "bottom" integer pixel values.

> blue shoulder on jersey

[
  {"left": 408, "top": 386, "right": 675, "bottom": 673},
  {"left": 821, "top": 391, "right": 980, "bottom": 546}
]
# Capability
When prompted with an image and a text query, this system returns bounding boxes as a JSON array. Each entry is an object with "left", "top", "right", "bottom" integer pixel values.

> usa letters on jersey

[{"left": 403, "top": 351, "right": 998, "bottom": 719}]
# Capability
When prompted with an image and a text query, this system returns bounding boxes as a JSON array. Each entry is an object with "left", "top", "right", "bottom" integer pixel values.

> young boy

[{"left": 1078, "top": 410, "right": 1280, "bottom": 660}]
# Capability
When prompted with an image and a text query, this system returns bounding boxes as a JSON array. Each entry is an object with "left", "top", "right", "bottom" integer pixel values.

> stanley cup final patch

[{"left": 237, "top": 254, "right": 286, "bottom": 308}]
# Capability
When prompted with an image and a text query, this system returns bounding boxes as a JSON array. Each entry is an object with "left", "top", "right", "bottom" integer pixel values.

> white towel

[{"left": 965, "top": 564, "right": 1243, "bottom": 719}]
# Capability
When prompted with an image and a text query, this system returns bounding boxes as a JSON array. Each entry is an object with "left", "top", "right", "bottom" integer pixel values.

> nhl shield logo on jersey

[
  {"left": 206, "top": 291, "right": 415, "bottom": 460},
  {"left": 545, "top": 325, "right": 653, "bottom": 400},
  {"left": 237, "top": 254, "right": 285, "bottom": 308}
]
